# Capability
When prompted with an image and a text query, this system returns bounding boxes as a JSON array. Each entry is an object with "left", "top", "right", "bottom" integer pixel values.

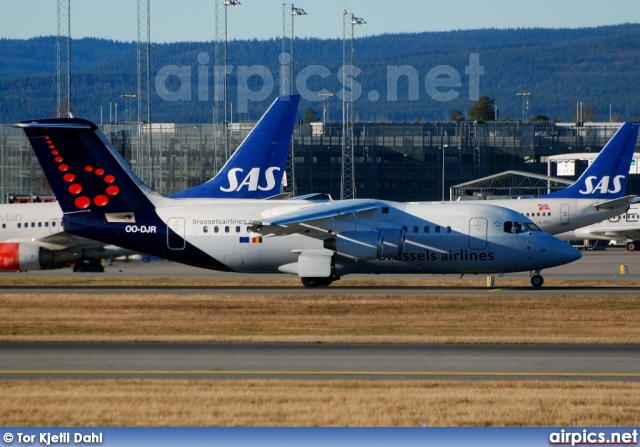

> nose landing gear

[{"left": 530, "top": 270, "right": 544, "bottom": 288}]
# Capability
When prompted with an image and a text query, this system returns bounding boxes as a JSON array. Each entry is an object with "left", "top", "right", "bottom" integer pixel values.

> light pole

[
  {"left": 121, "top": 93, "right": 136, "bottom": 124},
  {"left": 319, "top": 92, "right": 333, "bottom": 124},
  {"left": 441, "top": 144, "right": 448, "bottom": 201},
  {"left": 517, "top": 91, "right": 530, "bottom": 123}
]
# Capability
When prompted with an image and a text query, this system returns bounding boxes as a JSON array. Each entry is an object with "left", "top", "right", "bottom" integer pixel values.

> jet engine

[
  {"left": 323, "top": 231, "right": 384, "bottom": 261},
  {"left": 0, "top": 242, "right": 67, "bottom": 271},
  {"left": 379, "top": 228, "right": 406, "bottom": 257}
]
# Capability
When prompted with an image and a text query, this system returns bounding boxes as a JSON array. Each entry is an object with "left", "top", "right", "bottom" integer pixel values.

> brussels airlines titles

[{"left": 380, "top": 248, "right": 495, "bottom": 262}]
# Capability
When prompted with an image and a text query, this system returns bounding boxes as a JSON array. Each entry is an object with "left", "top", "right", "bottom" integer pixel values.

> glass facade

[{"left": 1, "top": 121, "right": 638, "bottom": 203}]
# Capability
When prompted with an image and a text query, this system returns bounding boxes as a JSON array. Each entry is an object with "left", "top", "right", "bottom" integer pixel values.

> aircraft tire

[
  {"left": 301, "top": 277, "right": 319, "bottom": 287},
  {"left": 316, "top": 277, "right": 333, "bottom": 287},
  {"left": 530, "top": 275, "right": 544, "bottom": 288}
]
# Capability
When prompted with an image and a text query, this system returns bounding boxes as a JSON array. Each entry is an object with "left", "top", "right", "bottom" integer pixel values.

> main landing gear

[
  {"left": 301, "top": 276, "right": 337, "bottom": 287},
  {"left": 530, "top": 270, "right": 544, "bottom": 288},
  {"left": 626, "top": 241, "right": 640, "bottom": 251},
  {"left": 72, "top": 259, "right": 104, "bottom": 272}
]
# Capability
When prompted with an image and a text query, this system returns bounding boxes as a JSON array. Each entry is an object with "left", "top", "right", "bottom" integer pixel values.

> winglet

[
  {"left": 170, "top": 94, "right": 301, "bottom": 199},
  {"left": 541, "top": 123, "right": 640, "bottom": 199}
]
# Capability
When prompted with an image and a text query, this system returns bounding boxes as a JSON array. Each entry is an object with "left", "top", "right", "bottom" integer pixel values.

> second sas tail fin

[
  {"left": 542, "top": 122, "right": 640, "bottom": 199},
  {"left": 170, "top": 94, "right": 300, "bottom": 199}
]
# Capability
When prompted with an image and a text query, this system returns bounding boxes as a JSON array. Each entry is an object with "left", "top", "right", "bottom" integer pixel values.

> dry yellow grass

[
  {"left": 3, "top": 278, "right": 639, "bottom": 427},
  {"left": 1, "top": 293, "right": 639, "bottom": 344},
  {"left": 2, "top": 379, "right": 639, "bottom": 426}
]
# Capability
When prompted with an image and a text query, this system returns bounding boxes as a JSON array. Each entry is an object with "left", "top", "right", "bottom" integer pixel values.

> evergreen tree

[
  {"left": 450, "top": 110, "right": 464, "bottom": 122},
  {"left": 530, "top": 114, "right": 550, "bottom": 123},
  {"left": 468, "top": 96, "right": 495, "bottom": 121},
  {"left": 304, "top": 108, "right": 319, "bottom": 123}
]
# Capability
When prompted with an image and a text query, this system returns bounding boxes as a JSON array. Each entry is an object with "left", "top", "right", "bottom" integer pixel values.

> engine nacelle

[
  {"left": 0, "top": 242, "right": 43, "bottom": 271},
  {"left": 323, "top": 231, "right": 383, "bottom": 261},
  {"left": 379, "top": 228, "right": 406, "bottom": 257}
]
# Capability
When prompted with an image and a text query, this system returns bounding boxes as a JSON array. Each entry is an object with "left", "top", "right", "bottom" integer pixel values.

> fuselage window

[
  {"left": 38, "top": 222, "right": 42, "bottom": 227},
  {"left": 214, "top": 226, "right": 219, "bottom": 233},
  {"left": 381, "top": 207, "right": 389, "bottom": 214},
  {"left": 31, "top": 222, "right": 35, "bottom": 227},
  {"left": 402, "top": 226, "right": 408, "bottom": 232},
  {"left": 44, "top": 222, "right": 48, "bottom": 227},
  {"left": 235, "top": 226, "right": 241, "bottom": 233},
  {"left": 1, "top": 224, "right": 5, "bottom": 229},
  {"left": 423, "top": 226, "right": 429, "bottom": 233},
  {"left": 446, "top": 226, "right": 451, "bottom": 233},
  {"left": 413, "top": 226, "right": 418, "bottom": 233},
  {"left": 225, "top": 226, "right": 230, "bottom": 233},
  {"left": 17, "top": 223, "right": 21, "bottom": 228},
  {"left": 203, "top": 226, "right": 208, "bottom": 233},
  {"left": 51, "top": 221, "right": 56, "bottom": 227},
  {"left": 435, "top": 226, "right": 441, "bottom": 234},
  {"left": 246, "top": 226, "right": 251, "bottom": 233}
]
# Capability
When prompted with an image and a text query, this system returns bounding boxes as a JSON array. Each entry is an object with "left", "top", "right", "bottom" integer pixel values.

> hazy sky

[{"left": 1, "top": 0, "right": 638, "bottom": 42}]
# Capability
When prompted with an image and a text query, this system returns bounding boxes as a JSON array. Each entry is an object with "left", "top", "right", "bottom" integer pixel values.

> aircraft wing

[
  {"left": 579, "top": 226, "right": 640, "bottom": 241},
  {"left": 32, "top": 232, "right": 114, "bottom": 251},
  {"left": 250, "top": 200, "right": 381, "bottom": 237},
  {"left": 593, "top": 195, "right": 636, "bottom": 211}
]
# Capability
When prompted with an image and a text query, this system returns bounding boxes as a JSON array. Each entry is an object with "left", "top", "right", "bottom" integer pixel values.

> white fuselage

[
  {"left": 456, "top": 197, "right": 628, "bottom": 235},
  {"left": 81, "top": 198, "right": 581, "bottom": 276}
]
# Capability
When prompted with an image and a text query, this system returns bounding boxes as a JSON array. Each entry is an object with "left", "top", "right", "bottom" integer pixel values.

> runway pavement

[
  {"left": 1, "top": 343, "right": 639, "bottom": 381},
  {"left": 2, "top": 248, "right": 639, "bottom": 296}
]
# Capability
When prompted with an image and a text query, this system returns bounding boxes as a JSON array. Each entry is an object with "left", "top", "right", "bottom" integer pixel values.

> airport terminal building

[{"left": 1, "top": 121, "right": 639, "bottom": 203}]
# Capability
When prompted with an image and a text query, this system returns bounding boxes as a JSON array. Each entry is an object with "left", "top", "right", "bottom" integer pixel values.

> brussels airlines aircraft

[
  {"left": 459, "top": 122, "right": 640, "bottom": 235},
  {"left": 0, "top": 95, "right": 299, "bottom": 272},
  {"left": 17, "top": 117, "right": 581, "bottom": 287}
]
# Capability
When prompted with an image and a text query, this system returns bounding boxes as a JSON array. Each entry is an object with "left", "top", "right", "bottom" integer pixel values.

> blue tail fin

[
  {"left": 17, "top": 119, "right": 159, "bottom": 215},
  {"left": 170, "top": 94, "right": 300, "bottom": 199},
  {"left": 541, "top": 122, "right": 640, "bottom": 199}
]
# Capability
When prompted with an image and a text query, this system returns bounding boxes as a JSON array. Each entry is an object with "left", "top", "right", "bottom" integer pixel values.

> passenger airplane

[
  {"left": 0, "top": 95, "right": 299, "bottom": 272},
  {"left": 17, "top": 117, "right": 581, "bottom": 287},
  {"left": 555, "top": 198, "right": 640, "bottom": 251},
  {"left": 456, "top": 122, "right": 640, "bottom": 235}
]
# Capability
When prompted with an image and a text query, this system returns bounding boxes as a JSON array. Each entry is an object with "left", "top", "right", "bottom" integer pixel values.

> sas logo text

[
  {"left": 220, "top": 167, "right": 281, "bottom": 192},
  {"left": 579, "top": 175, "right": 625, "bottom": 195}
]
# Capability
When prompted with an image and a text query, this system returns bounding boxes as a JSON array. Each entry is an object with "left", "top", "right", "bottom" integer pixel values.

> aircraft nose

[{"left": 547, "top": 236, "right": 582, "bottom": 266}]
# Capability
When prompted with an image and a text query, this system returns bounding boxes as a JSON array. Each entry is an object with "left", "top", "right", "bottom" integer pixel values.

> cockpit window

[
  {"left": 504, "top": 221, "right": 541, "bottom": 234},
  {"left": 524, "top": 222, "right": 541, "bottom": 232}
]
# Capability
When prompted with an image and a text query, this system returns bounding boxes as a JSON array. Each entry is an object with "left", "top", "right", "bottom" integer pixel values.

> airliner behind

[
  {"left": 555, "top": 198, "right": 640, "bottom": 251},
  {"left": 453, "top": 122, "right": 640, "bottom": 235},
  {"left": 17, "top": 117, "right": 582, "bottom": 287},
  {"left": 0, "top": 95, "right": 300, "bottom": 272}
]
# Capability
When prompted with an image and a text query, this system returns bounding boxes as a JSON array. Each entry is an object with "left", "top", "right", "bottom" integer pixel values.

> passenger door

[
  {"left": 167, "top": 217, "right": 186, "bottom": 250},
  {"left": 468, "top": 217, "right": 488, "bottom": 250}
]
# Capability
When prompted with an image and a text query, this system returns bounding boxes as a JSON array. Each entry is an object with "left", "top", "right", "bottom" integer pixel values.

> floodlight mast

[
  {"left": 341, "top": 12, "right": 365, "bottom": 200},
  {"left": 57, "top": 0, "right": 71, "bottom": 119},
  {"left": 214, "top": 0, "right": 241, "bottom": 174},
  {"left": 281, "top": 4, "right": 308, "bottom": 195}
]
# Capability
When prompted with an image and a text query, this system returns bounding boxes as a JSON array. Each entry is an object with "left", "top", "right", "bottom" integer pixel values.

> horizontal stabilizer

[{"left": 592, "top": 195, "right": 636, "bottom": 211}]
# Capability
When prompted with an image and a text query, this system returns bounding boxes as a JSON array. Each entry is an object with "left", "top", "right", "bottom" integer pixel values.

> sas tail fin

[
  {"left": 542, "top": 122, "right": 640, "bottom": 199},
  {"left": 170, "top": 94, "right": 300, "bottom": 199},
  {"left": 17, "top": 118, "right": 160, "bottom": 215}
]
